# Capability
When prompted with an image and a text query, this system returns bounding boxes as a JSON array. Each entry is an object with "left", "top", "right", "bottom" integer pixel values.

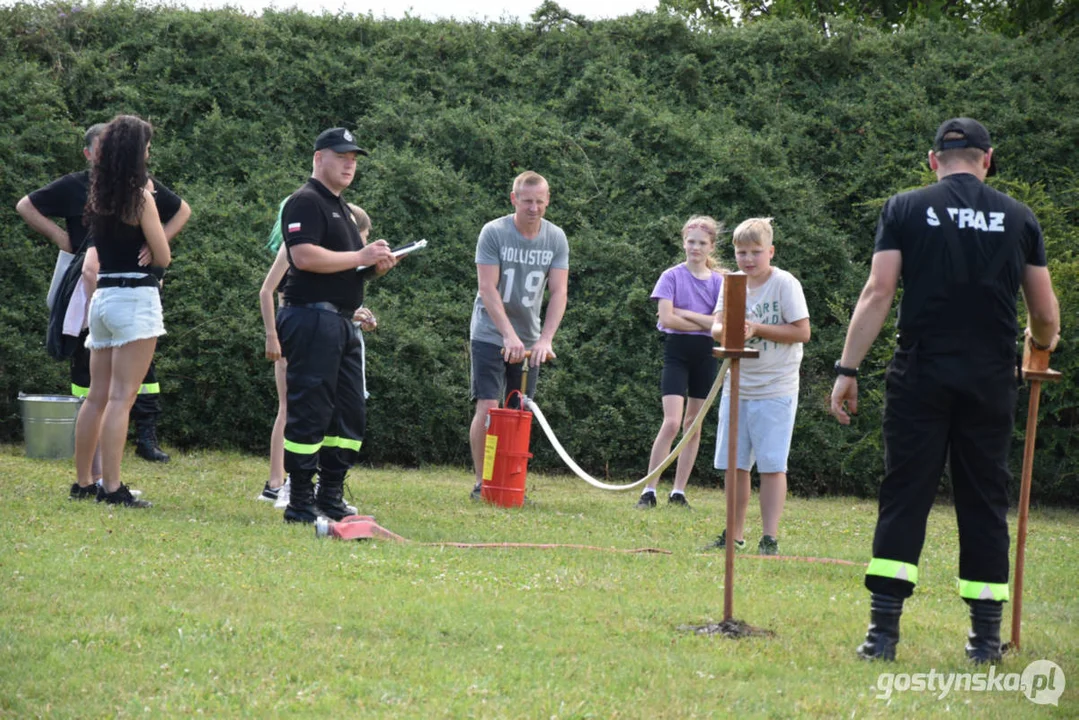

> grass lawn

[{"left": 1, "top": 444, "right": 1075, "bottom": 718}]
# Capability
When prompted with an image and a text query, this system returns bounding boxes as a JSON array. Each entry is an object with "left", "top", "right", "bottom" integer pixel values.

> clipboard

[{"left": 356, "top": 239, "right": 428, "bottom": 272}]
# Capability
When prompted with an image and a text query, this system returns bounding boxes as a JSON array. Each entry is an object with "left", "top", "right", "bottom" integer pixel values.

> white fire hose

[{"left": 525, "top": 359, "right": 731, "bottom": 491}]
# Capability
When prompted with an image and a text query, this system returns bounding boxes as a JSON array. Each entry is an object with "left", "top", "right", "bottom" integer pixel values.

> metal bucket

[{"left": 18, "top": 393, "right": 82, "bottom": 459}]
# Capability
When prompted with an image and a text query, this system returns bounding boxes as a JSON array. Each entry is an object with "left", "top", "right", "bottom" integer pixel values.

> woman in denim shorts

[{"left": 72, "top": 115, "right": 171, "bottom": 508}]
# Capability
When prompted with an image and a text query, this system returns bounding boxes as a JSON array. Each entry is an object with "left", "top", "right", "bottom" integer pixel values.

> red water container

[{"left": 481, "top": 391, "right": 533, "bottom": 508}]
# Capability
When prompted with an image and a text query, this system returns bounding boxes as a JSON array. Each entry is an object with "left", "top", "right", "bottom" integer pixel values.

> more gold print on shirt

[{"left": 748, "top": 300, "right": 782, "bottom": 352}]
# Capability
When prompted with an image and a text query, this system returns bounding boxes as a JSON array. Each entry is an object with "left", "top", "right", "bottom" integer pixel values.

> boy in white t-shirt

[{"left": 706, "top": 218, "right": 810, "bottom": 555}]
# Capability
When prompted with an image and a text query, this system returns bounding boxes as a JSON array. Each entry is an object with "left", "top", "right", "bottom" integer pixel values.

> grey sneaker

[
  {"left": 635, "top": 490, "right": 657, "bottom": 509},
  {"left": 704, "top": 529, "right": 745, "bottom": 551},
  {"left": 469, "top": 481, "right": 483, "bottom": 501},
  {"left": 758, "top": 535, "right": 780, "bottom": 556}
]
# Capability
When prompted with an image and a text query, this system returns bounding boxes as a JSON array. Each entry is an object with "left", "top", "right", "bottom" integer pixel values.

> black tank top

[{"left": 94, "top": 220, "right": 148, "bottom": 274}]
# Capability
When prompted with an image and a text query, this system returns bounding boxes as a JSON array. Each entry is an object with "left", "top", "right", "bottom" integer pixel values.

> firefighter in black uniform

[
  {"left": 829, "top": 118, "right": 1060, "bottom": 662},
  {"left": 278, "top": 127, "right": 395, "bottom": 524},
  {"left": 16, "top": 123, "right": 191, "bottom": 469}
]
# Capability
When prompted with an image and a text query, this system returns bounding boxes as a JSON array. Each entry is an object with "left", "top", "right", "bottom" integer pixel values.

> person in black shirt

[
  {"left": 829, "top": 118, "right": 1060, "bottom": 662},
  {"left": 16, "top": 122, "right": 191, "bottom": 475},
  {"left": 277, "top": 127, "right": 396, "bottom": 524}
]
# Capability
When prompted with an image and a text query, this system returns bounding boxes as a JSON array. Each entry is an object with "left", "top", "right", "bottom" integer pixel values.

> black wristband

[
  {"left": 1030, "top": 337, "right": 1052, "bottom": 351},
  {"left": 834, "top": 361, "right": 858, "bottom": 378}
]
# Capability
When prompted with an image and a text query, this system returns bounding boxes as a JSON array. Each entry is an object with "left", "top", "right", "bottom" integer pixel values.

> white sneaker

[
  {"left": 273, "top": 478, "right": 291, "bottom": 509},
  {"left": 97, "top": 479, "right": 142, "bottom": 498}
]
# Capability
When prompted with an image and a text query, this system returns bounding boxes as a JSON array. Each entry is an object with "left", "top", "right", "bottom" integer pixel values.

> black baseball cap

[
  {"left": 933, "top": 117, "right": 996, "bottom": 175},
  {"left": 314, "top": 127, "right": 369, "bottom": 155}
]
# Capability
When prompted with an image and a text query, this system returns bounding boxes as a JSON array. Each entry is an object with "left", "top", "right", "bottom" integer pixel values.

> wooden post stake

[
  {"left": 712, "top": 273, "right": 759, "bottom": 622},
  {"left": 1010, "top": 337, "right": 1061, "bottom": 652}
]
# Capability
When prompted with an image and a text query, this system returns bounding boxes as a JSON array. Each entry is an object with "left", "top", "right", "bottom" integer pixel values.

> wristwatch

[{"left": 834, "top": 361, "right": 858, "bottom": 378}]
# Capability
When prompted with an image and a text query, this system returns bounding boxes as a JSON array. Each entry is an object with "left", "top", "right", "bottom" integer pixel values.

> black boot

[
  {"left": 857, "top": 593, "right": 904, "bottom": 661},
  {"left": 284, "top": 473, "right": 322, "bottom": 524},
  {"left": 135, "top": 422, "right": 170, "bottom": 463},
  {"left": 315, "top": 472, "right": 354, "bottom": 521},
  {"left": 965, "top": 599, "right": 1003, "bottom": 664}
]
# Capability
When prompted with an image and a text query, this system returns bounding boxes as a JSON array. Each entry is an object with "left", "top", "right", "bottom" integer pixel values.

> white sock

[
  {"left": 670, "top": 489, "right": 685, "bottom": 497},
  {"left": 642, "top": 487, "right": 656, "bottom": 496}
]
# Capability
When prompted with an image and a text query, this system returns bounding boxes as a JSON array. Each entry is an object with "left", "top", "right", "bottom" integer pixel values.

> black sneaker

[
  {"left": 255, "top": 482, "right": 280, "bottom": 503},
  {"left": 668, "top": 492, "right": 691, "bottom": 509},
  {"left": 469, "top": 481, "right": 483, "bottom": 501},
  {"left": 96, "top": 484, "right": 152, "bottom": 508},
  {"left": 758, "top": 535, "right": 779, "bottom": 556},
  {"left": 69, "top": 482, "right": 98, "bottom": 500},
  {"left": 635, "top": 490, "right": 657, "bottom": 509},
  {"left": 703, "top": 529, "right": 745, "bottom": 551}
]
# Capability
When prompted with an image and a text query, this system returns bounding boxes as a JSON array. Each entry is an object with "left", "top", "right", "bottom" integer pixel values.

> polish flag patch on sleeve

[{"left": 287, "top": 222, "right": 302, "bottom": 233}]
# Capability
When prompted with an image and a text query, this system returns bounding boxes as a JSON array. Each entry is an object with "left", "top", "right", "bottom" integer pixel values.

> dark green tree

[
  {"left": 659, "top": 0, "right": 1079, "bottom": 34},
  {"left": 1, "top": 4, "right": 1076, "bottom": 502}
]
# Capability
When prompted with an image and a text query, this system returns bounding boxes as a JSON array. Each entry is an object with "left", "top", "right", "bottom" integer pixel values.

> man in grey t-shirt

[{"left": 468, "top": 171, "right": 569, "bottom": 499}]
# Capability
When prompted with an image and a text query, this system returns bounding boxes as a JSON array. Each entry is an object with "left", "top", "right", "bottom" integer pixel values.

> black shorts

[
  {"left": 470, "top": 340, "right": 540, "bottom": 408},
  {"left": 660, "top": 333, "right": 717, "bottom": 399}
]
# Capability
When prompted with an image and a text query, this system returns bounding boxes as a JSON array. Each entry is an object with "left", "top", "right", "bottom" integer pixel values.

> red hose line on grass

[
  {"left": 320, "top": 519, "right": 671, "bottom": 553},
  {"left": 420, "top": 542, "right": 671, "bottom": 554},
  {"left": 322, "top": 519, "right": 861, "bottom": 562},
  {"left": 733, "top": 554, "right": 866, "bottom": 567}
]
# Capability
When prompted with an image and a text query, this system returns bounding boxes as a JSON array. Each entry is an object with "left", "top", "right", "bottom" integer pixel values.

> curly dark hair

[{"left": 85, "top": 115, "right": 153, "bottom": 238}]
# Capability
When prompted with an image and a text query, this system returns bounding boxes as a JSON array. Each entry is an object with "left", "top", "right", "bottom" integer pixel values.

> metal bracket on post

[
  {"left": 711, "top": 272, "right": 759, "bottom": 622},
  {"left": 520, "top": 351, "right": 532, "bottom": 400},
  {"left": 518, "top": 350, "right": 533, "bottom": 408},
  {"left": 500, "top": 348, "right": 534, "bottom": 408}
]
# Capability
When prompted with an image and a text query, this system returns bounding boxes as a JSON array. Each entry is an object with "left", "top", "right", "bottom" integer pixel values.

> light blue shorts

[
  {"left": 86, "top": 285, "right": 166, "bottom": 350},
  {"left": 714, "top": 394, "right": 797, "bottom": 473}
]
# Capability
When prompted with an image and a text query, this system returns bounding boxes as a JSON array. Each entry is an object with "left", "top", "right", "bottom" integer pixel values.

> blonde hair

[
  {"left": 732, "top": 217, "right": 774, "bottom": 248},
  {"left": 512, "top": 170, "right": 548, "bottom": 194},
  {"left": 348, "top": 204, "right": 371, "bottom": 234},
  {"left": 682, "top": 215, "right": 725, "bottom": 271}
]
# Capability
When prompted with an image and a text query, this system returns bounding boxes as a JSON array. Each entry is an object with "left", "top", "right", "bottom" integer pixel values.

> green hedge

[{"left": 1, "top": 3, "right": 1076, "bottom": 503}]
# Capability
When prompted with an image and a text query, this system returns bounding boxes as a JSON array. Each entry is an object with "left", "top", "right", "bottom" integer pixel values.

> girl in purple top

[{"left": 637, "top": 216, "right": 725, "bottom": 509}]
